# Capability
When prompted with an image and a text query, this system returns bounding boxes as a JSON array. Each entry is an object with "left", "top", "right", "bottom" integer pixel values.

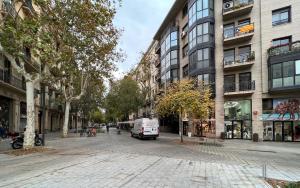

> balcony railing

[
  {"left": 224, "top": 23, "right": 254, "bottom": 40},
  {"left": 224, "top": 80, "right": 255, "bottom": 93},
  {"left": 268, "top": 41, "right": 300, "bottom": 57},
  {"left": 1, "top": 0, "right": 16, "bottom": 16},
  {"left": 224, "top": 51, "right": 255, "bottom": 67},
  {"left": 0, "top": 69, "right": 26, "bottom": 91},
  {"left": 223, "top": 0, "right": 254, "bottom": 13}
]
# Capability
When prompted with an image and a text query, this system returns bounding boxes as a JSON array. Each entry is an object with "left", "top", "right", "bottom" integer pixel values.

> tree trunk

[
  {"left": 62, "top": 101, "right": 71, "bottom": 138},
  {"left": 23, "top": 81, "right": 36, "bottom": 149}
]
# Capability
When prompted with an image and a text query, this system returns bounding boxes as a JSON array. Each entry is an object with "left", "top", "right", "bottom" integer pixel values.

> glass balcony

[
  {"left": 223, "top": 23, "right": 254, "bottom": 45},
  {"left": 224, "top": 51, "right": 255, "bottom": 70},
  {"left": 268, "top": 41, "right": 300, "bottom": 57},
  {"left": 224, "top": 80, "right": 255, "bottom": 96},
  {"left": 223, "top": 0, "right": 254, "bottom": 20}
]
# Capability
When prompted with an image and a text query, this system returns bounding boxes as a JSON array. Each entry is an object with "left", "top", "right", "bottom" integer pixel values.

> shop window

[
  {"left": 294, "top": 122, "right": 300, "bottom": 142},
  {"left": 224, "top": 100, "right": 251, "bottom": 120},
  {"left": 263, "top": 122, "right": 273, "bottom": 141},
  {"left": 272, "top": 7, "right": 291, "bottom": 26}
]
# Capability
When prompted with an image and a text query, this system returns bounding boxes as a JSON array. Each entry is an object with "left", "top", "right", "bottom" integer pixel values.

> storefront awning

[{"left": 261, "top": 113, "right": 300, "bottom": 121}]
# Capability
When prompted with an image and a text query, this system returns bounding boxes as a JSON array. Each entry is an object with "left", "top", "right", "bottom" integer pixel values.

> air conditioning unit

[
  {"left": 223, "top": 1, "right": 234, "bottom": 10},
  {"left": 181, "top": 31, "right": 187, "bottom": 39}
]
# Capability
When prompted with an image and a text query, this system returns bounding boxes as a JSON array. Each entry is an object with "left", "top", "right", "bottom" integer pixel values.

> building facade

[
  {"left": 151, "top": 0, "right": 300, "bottom": 141},
  {"left": 0, "top": 0, "right": 83, "bottom": 135}
]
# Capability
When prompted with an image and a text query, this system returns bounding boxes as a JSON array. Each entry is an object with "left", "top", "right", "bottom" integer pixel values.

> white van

[{"left": 131, "top": 118, "right": 159, "bottom": 139}]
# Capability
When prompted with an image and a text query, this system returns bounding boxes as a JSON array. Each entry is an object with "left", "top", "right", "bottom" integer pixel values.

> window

[
  {"left": 272, "top": 37, "right": 291, "bottom": 54},
  {"left": 239, "top": 72, "right": 251, "bottom": 91},
  {"left": 171, "top": 69, "right": 178, "bottom": 81},
  {"left": 189, "top": 27, "right": 197, "bottom": 49},
  {"left": 224, "top": 49, "right": 235, "bottom": 65},
  {"left": 238, "top": 18, "right": 250, "bottom": 26},
  {"left": 183, "top": 65, "right": 189, "bottom": 78},
  {"left": 224, "top": 75, "right": 235, "bottom": 92},
  {"left": 197, "top": 22, "right": 209, "bottom": 44},
  {"left": 296, "top": 60, "right": 300, "bottom": 85},
  {"left": 189, "top": 2, "right": 197, "bottom": 26},
  {"left": 165, "top": 52, "right": 171, "bottom": 68},
  {"left": 224, "top": 23, "right": 234, "bottom": 39},
  {"left": 197, "top": 48, "right": 209, "bottom": 69},
  {"left": 272, "top": 7, "right": 291, "bottom": 26},
  {"left": 166, "top": 34, "right": 171, "bottom": 52},
  {"left": 170, "top": 50, "right": 178, "bottom": 65},
  {"left": 198, "top": 74, "right": 209, "bottom": 85},
  {"left": 238, "top": 46, "right": 251, "bottom": 62},
  {"left": 182, "top": 44, "right": 188, "bottom": 58},
  {"left": 189, "top": 0, "right": 213, "bottom": 26},
  {"left": 161, "top": 58, "right": 166, "bottom": 73},
  {"left": 283, "top": 61, "right": 294, "bottom": 86},
  {"left": 272, "top": 37, "right": 291, "bottom": 47},
  {"left": 170, "top": 32, "right": 178, "bottom": 47},
  {"left": 272, "top": 63, "right": 282, "bottom": 88},
  {"left": 161, "top": 41, "right": 166, "bottom": 57},
  {"left": 166, "top": 70, "right": 171, "bottom": 80},
  {"left": 182, "top": 3, "right": 188, "bottom": 18},
  {"left": 183, "top": 24, "right": 188, "bottom": 33}
]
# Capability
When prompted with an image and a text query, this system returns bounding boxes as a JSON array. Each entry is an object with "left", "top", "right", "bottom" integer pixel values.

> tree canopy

[{"left": 105, "top": 77, "right": 144, "bottom": 122}]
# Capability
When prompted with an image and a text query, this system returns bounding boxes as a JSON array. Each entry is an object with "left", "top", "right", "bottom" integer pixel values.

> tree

[
  {"left": 90, "top": 110, "right": 104, "bottom": 124},
  {"left": 156, "top": 80, "right": 214, "bottom": 143},
  {"left": 0, "top": 1, "right": 54, "bottom": 149},
  {"left": 36, "top": 0, "right": 122, "bottom": 137},
  {"left": 105, "top": 77, "right": 144, "bottom": 122}
]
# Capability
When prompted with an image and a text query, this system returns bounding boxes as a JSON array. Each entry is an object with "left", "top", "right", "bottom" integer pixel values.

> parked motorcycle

[{"left": 11, "top": 132, "right": 43, "bottom": 149}]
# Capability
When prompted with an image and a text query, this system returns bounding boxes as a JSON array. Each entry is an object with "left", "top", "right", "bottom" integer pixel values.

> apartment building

[
  {"left": 131, "top": 41, "right": 159, "bottom": 119},
  {"left": 0, "top": 0, "right": 84, "bottom": 135},
  {"left": 151, "top": 0, "right": 300, "bottom": 141}
]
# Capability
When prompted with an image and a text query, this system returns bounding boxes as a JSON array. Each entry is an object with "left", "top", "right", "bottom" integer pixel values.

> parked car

[{"left": 131, "top": 118, "right": 159, "bottom": 140}]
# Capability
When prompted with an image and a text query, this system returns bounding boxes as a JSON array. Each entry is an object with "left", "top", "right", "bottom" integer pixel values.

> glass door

[
  {"left": 283, "top": 122, "right": 293, "bottom": 141},
  {"left": 233, "top": 121, "right": 242, "bottom": 139},
  {"left": 239, "top": 72, "right": 251, "bottom": 91},
  {"left": 225, "top": 121, "right": 233, "bottom": 139},
  {"left": 274, "top": 122, "right": 283, "bottom": 141}
]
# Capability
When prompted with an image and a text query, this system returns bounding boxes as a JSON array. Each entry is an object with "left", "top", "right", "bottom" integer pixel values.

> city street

[{"left": 0, "top": 129, "right": 300, "bottom": 187}]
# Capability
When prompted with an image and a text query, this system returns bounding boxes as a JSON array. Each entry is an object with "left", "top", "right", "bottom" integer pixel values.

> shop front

[
  {"left": 0, "top": 96, "right": 11, "bottom": 135},
  {"left": 262, "top": 98, "right": 300, "bottom": 142},
  {"left": 224, "top": 100, "right": 252, "bottom": 140}
]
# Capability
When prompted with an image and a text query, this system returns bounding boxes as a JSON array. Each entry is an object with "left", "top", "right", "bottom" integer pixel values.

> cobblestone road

[{"left": 0, "top": 129, "right": 299, "bottom": 187}]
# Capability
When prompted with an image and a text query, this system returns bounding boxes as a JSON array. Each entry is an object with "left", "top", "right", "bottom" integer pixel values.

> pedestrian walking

[
  {"left": 106, "top": 124, "right": 109, "bottom": 133},
  {"left": 0, "top": 123, "right": 5, "bottom": 139}
]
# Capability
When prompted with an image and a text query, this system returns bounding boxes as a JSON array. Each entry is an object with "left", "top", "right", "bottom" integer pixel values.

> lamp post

[{"left": 41, "top": 83, "right": 46, "bottom": 146}]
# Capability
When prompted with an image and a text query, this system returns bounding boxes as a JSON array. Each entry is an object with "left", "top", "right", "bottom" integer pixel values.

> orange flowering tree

[{"left": 156, "top": 79, "right": 214, "bottom": 142}]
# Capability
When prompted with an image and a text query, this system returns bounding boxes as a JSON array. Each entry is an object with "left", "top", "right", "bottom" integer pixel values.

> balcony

[
  {"left": 155, "top": 59, "right": 161, "bottom": 67},
  {"left": 23, "top": 49, "right": 41, "bottom": 72},
  {"left": 22, "top": 0, "right": 34, "bottom": 14},
  {"left": 223, "top": 23, "right": 254, "bottom": 46},
  {"left": 224, "top": 80, "right": 255, "bottom": 96},
  {"left": 223, "top": 0, "right": 254, "bottom": 20},
  {"left": 268, "top": 41, "right": 300, "bottom": 58},
  {"left": 224, "top": 51, "right": 255, "bottom": 71},
  {"left": 1, "top": 1, "right": 16, "bottom": 17},
  {"left": 0, "top": 69, "right": 26, "bottom": 92}
]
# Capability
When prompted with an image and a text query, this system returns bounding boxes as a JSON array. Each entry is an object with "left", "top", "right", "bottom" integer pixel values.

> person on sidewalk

[
  {"left": 106, "top": 124, "right": 109, "bottom": 133},
  {"left": 0, "top": 123, "right": 5, "bottom": 139}
]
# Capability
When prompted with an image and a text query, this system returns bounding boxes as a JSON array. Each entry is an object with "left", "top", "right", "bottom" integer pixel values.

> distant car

[{"left": 131, "top": 118, "right": 159, "bottom": 140}]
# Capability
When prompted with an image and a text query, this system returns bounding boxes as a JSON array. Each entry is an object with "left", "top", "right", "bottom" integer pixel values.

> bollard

[{"left": 262, "top": 164, "right": 267, "bottom": 179}]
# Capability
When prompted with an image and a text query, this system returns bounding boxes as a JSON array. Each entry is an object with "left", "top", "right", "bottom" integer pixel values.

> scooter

[{"left": 11, "top": 132, "right": 43, "bottom": 149}]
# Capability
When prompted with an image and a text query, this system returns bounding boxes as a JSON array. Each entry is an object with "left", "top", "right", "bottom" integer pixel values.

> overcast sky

[{"left": 113, "top": 0, "right": 175, "bottom": 79}]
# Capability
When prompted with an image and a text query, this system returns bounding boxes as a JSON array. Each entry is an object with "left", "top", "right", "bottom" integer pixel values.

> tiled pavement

[{"left": 0, "top": 130, "right": 299, "bottom": 187}]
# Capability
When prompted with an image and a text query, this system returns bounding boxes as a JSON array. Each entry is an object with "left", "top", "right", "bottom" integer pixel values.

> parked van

[{"left": 131, "top": 118, "right": 159, "bottom": 139}]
